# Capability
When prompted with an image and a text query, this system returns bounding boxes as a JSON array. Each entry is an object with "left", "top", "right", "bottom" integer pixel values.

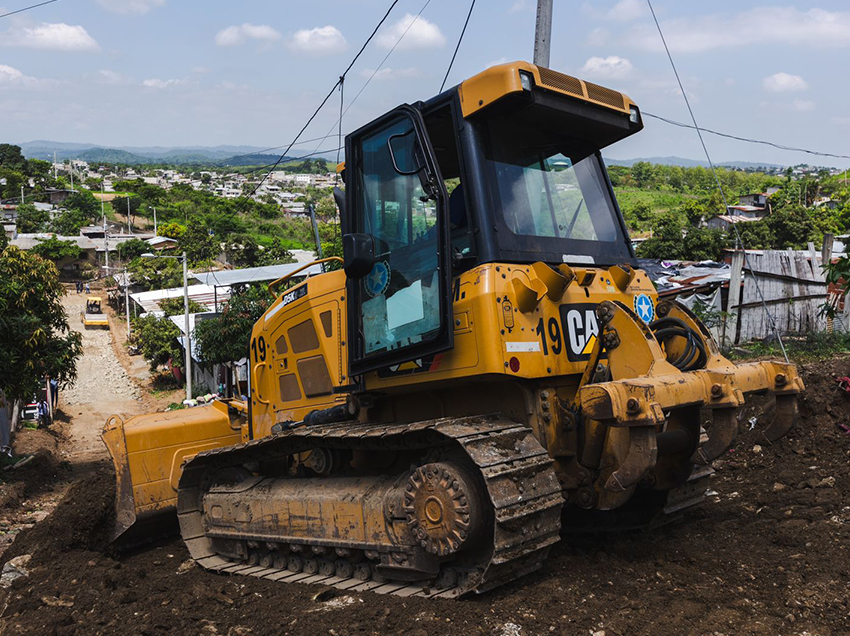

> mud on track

[{"left": 1, "top": 358, "right": 848, "bottom": 636}]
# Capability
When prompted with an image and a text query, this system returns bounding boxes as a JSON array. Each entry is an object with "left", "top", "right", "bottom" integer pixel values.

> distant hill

[
  {"left": 15, "top": 140, "right": 337, "bottom": 166},
  {"left": 604, "top": 155, "right": 785, "bottom": 170}
]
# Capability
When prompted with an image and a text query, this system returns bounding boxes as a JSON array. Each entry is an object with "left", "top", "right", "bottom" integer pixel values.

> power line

[
  {"left": 440, "top": 0, "right": 476, "bottom": 93},
  {"left": 0, "top": 0, "right": 58, "bottom": 19},
  {"left": 643, "top": 112, "right": 850, "bottom": 163},
  {"left": 645, "top": 0, "right": 789, "bottom": 362},
  {"left": 237, "top": 0, "right": 401, "bottom": 207},
  {"left": 302, "top": 0, "right": 435, "bottom": 170}
]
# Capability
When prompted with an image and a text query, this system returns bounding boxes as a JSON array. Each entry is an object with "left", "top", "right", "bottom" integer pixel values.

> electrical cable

[
  {"left": 643, "top": 112, "right": 850, "bottom": 163},
  {"left": 233, "top": 0, "right": 401, "bottom": 210},
  {"left": 0, "top": 0, "right": 58, "bottom": 19},
  {"left": 440, "top": 0, "right": 476, "bottom": 93},
  {"left": 301, "top": 0, "right": 434, "bottom": 174},
  {"left": 645, "top": 0, "right": 789, "bottom": 363}
]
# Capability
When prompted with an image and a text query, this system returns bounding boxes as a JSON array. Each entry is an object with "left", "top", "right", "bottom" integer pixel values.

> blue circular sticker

[
  {"left": 633, "top": 293, "right": 655, "bottom": 324},
  {"left": 364, "top": 261, "right": 390, "bottom": 297}
]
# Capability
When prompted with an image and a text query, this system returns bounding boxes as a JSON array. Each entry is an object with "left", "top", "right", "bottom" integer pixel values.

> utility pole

[
  {"left": 153, "top": 207, "right": 157, "bottom": 235},
  {"left": 182, "top": 251, "right": 192, "bottom": 402},
  {"left": 69, "top": 166, "right": 73, "bottom": 191},
  {"left": 533, "top": 0, "right": 553, "bottom": 68},
  {"left": 126, "top": 197, "right": 131, "bottom": 235},
  {"left": 20, "top": 185, "right": 24, "bottom": 205},
  {"left": 124, "top": 267, "right": 131, "bottom": 337},
  {"left": 309, "top": 203, "right": 323, "bottom": 259}
]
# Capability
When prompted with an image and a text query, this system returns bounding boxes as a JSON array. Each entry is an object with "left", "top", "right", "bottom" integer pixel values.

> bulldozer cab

[
  {"left": 343, "top": 61, "right": 642, "bottom": 375},
  {"left": 86, "top": 297, "right": 103, "bottom": 314}
]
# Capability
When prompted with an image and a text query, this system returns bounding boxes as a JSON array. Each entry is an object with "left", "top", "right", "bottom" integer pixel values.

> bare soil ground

[{"left": 0, "top": 323, "right": 848, "bottom": 634}]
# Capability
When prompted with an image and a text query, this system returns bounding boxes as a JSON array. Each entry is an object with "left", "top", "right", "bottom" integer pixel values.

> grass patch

[
  {"left": 728, "top": 331, "right": 850, "bottom": 362},
  {"left": 614, "top": 188, "right": 695, "bottom": 213}
]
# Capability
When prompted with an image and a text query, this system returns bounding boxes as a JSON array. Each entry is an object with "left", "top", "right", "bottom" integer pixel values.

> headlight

[
  {"left": 519, "top": 71, "right": 534, "bottom": 92},
  {"left": 629, "top": 106, "right": 640, "bottom": 124}
]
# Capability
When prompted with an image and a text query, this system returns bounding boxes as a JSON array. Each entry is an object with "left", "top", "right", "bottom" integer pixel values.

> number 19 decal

[
  {"left": 251, "top": 335, "right": 267, "bottom": 362},
  {"left": 536, "top": 317, "right": 562, "bottom": 356}
]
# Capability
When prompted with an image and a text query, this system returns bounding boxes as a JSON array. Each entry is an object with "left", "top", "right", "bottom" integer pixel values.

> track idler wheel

[{"left": 403, "top": 462, "right": 485, "bottom": 557}]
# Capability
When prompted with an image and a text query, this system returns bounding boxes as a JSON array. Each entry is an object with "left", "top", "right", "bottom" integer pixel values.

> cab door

[{"left": 345, "top": 105, "right": 452, "bottom": 376}]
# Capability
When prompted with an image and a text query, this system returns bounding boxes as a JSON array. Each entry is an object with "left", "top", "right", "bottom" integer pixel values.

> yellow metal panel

[{"left": 458, "top": 61, "right": 636, "bottom": 118}]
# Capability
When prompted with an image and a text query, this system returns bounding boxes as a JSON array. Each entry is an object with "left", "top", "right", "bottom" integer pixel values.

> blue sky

[{"left": 2, "top": 0, "right": 849, "bottom": 167}]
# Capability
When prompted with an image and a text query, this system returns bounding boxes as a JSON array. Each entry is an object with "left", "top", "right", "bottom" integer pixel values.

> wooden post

[
  {"left": 821, "top": 233, "right": 834, "bottom": 275},
  {"left": 723, "top": 250, "right": 745, "bottom": 348}
]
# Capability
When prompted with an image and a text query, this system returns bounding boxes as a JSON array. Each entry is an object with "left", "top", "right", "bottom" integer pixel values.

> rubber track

[{"left": 177, "top": 414, "right": 564, "bottom": 598}]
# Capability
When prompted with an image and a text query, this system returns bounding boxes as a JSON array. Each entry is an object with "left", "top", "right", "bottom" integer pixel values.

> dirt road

[{"left": 58, "top": 290, "right": 143, "bottom": 468}]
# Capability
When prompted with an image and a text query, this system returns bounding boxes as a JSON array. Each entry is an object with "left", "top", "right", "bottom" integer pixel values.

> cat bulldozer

[{"left": 102, "top": 61, "right": 803, "bottom": 598}]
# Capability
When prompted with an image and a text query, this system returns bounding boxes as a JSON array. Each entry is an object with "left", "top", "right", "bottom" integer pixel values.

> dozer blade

[{"left": 101, "top": 401, "right": 243, "bottom": 547}]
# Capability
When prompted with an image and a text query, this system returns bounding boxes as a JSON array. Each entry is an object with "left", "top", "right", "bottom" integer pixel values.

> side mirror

[{"left": 343, "top": 233, "right": 375, "bottom": 279}]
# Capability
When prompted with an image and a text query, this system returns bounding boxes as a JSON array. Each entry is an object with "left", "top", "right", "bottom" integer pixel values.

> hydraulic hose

[{"left": 649, "top": 316, "right": 707, "bottom": 371}]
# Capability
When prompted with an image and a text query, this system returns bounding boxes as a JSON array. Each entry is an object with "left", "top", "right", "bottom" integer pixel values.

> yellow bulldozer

[{"left": 102, "top": 61, "right": 803, "bottom": 598}]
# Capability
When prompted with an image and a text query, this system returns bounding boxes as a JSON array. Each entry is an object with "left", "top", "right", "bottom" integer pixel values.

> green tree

[
  {"left": 159, "top": 297, "right": 206, "bottom": 317},
  {"left": 117, "top": 238, "right": 150, "bottom": 262},
  {"left": 636, "top": 212, "right": 686, "bottom": 259},
  {"left": 127, "top": 257, "right": 182, "bottom": 291},
  {"left": 194, "top": 286, "right": 274, "bottom": 364},
  {"left": 258, "top": 238, "right": 296, "bottom": 266},
  {"left": 157, "top": 222, "right": 185, "bottom": 239},
  {"left": 631, "top": 161, "right": 656, "bottom": 188},
  {"left": 179, "top": 219, "right": 218, "bottom": 265},
  {"left": 132, "top": 314, "right": 183, "bottom": 371},
  {"left": 0, "top": 246, "right": 83, "bottom": 401},
  {"left": 15, "top": 203, "right": 50, "bottom": 233},
  {"left": 30, "top": 237, "right": 84, "bottom": 262}
]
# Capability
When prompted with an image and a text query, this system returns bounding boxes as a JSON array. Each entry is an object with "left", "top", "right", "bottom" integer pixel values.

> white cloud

[
  {"left": 3, "top": 23, "right": 99, "bottom": 52},
  {"left": 508, "top": 0, "right": 530, "bottom": 12},
  {"left": 288, "top": 25, "right": 347, "bottom": 55},
  {"left": 580, "top": 56, "right": 634, "bottom": 80},
  {"left": 586, "top": 27, "right": 609, "bottom": 46},
  {"left": 215, "top": 23, "right": 281, "bottom": 47},
  {"left": 142, "top": 78, "right": 181, "bottom": 89},
  {"left": 0, "top": 64, "right": 39, "bottom": 87},
  {"left": 607, "top": 0, "right": 646, "bottom": 22},
  {"left": 376, "top": 14, "right": 445, "bottom": 50},
  {"left": 359, "top": 67, "right": 421, "bottom": 81},
  {"left": 831, "top": 116, "right": 850, "bottom": 125},
  {"left": 98, "top": 70, "right": 130, "bottom": 85},
  {"left": 97, "top": 0, "right": 164, "bottom": 15},
  {"left": 791, "top": 99, "right": 815, "bottom": 112},
  {"left": 624, "top": 7, "right": 850, "bottom": 53},
  {"left": 191, "top": 66, "right": 211, "bottom": 74},
  {"left": 762, "top": 72, "right": 808, "bottom": 93}
]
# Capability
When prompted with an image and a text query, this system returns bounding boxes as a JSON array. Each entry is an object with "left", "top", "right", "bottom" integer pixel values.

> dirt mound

[
  {"left": 11, "top": 429, "right": 60, "bottom": 457},
  {"left": 2, "top": 469, "right": 115, "bottom": 566},
  {"left": 0, "top": 358, "right": 848, "bottom": 635}
]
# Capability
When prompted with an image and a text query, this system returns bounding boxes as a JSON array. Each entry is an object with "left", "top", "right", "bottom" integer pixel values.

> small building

[
  {"left": 146, "top": 236, "right": 179, "bottom": 251},
  {"left": 737, "top": 193, "right": 767, "bottom": 208},
  {"left": 43, "top": 188, "right": 75, "bottom": 206},
  {"left": 706, "top": 215, "right": 762, "bottom": 231},
  {"left": 725, "top": 205, "right": 764, "bottom": 220}
]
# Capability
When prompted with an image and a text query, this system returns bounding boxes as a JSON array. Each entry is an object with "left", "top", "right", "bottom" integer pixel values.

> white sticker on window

[
  {"left": 506, "top": 341, "right": 541, "bottom": 352},
  {"left": 386, "top": 280, "right": 425, "bottom": 331}
]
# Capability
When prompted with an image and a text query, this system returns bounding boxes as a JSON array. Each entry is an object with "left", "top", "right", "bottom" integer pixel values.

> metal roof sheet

[{"left": 191, "top": 262, "right": 324, "bottom": 287}]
